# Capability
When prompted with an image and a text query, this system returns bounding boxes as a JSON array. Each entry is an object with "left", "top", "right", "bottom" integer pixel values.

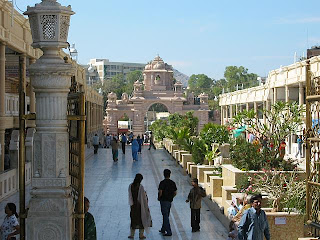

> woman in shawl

[
  {"left": 131, "top": 136, "right": 139, "bottom": 161},
  {"left": 128, "top": 174, "right": 152, "bottom": 239},
  {"left": 137, "top": 135, "right": 143, "bottom": 154},
  {"left": 111, "top": 136, "right": 119, "bottom": 162}
]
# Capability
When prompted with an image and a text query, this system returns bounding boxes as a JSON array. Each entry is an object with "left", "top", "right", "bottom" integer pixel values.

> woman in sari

[
  {"left": 128, "top": 174, "right": 152, "bottom": 239},
  {"left": 132, "top": 136, "right": 139, "bottom": 161},
  {"left": 111, "top": 136, "right": 119, "bottom": 162},
  {"left": 137, "top": 135, "right": 143, "bottom": 154}
]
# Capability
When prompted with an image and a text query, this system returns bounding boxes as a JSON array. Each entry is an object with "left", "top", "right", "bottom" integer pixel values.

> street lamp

[
  {"left": 24, "top": 0, "right": 74, "bottom": 56},
  {"left": 69, "top": 43, "right": 78, "bottom": 62}
]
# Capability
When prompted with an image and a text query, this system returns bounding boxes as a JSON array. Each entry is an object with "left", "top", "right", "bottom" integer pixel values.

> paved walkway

[{"left": 86, "top": 146, "right": 228, "bottom": 240}]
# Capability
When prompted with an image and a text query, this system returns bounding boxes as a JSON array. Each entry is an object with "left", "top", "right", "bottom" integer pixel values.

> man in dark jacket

[
  {"left": 186, "top": 178, "right": 206, "bottom": 232},
  {"left": 158, "top": 169, "right": 177, "bottom": 236},
  {"left": 84, "top": 197, "right": 96, "bottom": 240}
]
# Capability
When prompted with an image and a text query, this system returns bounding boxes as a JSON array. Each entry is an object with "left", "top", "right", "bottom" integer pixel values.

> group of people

[
  {"left": 92, "top": 132, "right": 154, "bottom": 162},
  {"left": 227, "top": 193, "right": 270, "bottom": 240},
  {"left": 128, "top": 169, "right": 206, "bottom": 239}
]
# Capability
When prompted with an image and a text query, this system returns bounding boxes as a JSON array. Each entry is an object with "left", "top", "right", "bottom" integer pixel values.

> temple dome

[
  {"left": 144, "top": 64, "right": 151, "bottom": 70},
  {"left": 153, "top": 62, "right": 165, "bottom": 69}
]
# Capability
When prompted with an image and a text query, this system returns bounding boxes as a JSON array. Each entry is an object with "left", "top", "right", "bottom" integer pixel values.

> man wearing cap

[{"left": 186, "top": 178, "right": 206, "bottom": 232}]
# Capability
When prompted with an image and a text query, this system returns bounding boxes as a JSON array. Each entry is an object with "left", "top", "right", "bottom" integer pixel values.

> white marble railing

[
  {"left": 0, "top": 162, "right": 32, "bottom": 201},
  {"left": 5, "top": 93, "right": 19, "bottom": 116},
  {"left": 5, "top": 93, "right": 30, "bottom": 116}
]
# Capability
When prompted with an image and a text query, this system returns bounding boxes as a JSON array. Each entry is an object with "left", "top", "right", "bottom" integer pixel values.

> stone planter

[{"left": 266, "top": 211, "right": 304, "bottom": 240}]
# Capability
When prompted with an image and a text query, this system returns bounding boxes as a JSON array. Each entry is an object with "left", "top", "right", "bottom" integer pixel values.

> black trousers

[
  {"left": 191, "top": 208, "right": 200, "bottom": 230},
  {"left": 93, "top": 145, "right": 98, "bottom": 154},
  {"left": 122, "top": 142, "right": 126, "bottom": 154}
]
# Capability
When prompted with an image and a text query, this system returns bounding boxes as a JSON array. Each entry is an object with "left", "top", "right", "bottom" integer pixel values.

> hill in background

[{"left": 173, "top": 69, "right": 189, "bottom": 87}]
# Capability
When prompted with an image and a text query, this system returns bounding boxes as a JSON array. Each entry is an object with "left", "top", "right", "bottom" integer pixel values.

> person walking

[
  {"left": 121, "top": 133, "right": 127, "bottom": 154},
  {"left": 158, "top": 169, "right": 177, "bottom": 236},
  {"left": 185, "top": 178, "right": 206, "bottom": 232},
  {"left": 92, "top": 134, "right": 99, "bottom": 154},
  {"left": 0, "top": 203, "right": 20, "bottom": 240},
  {"left": 111, "top": 136, "right": 119, "bottom": 162},
  {"left": 105, "top": 133, "right": 111, "bottom": 148},
  {"left": 238, "top": 194, "right": 270, "bottom": 240},
  {"left": 148, "top": 132, "right": 154, "bottom": 150},
  {"left": 137, "top": 135, "right": 143, "bottom": 154},
  {"left": 84, "top": 197, "right": 97, "bottom": 240},
  {"left": 295, "top": 135, "right": 303, "bottom": 158},
  {"left": 132, "top": 136, "right": 139, "bottom": 161},
  {"left": 128, "top": 174, "right": 152, "bottom": 239},
  {"left": 279, "top": 140, "right": 286, "bottom": 159}
]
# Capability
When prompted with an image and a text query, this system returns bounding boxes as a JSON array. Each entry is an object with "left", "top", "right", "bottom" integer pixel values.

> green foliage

[
  {"left": 169, "top": 127, "right": 192, "bottom": 152},
  {"left": 188, "top": 74, "right": 213, "bottom": 96},
  {"left": 191, "top": 138, "right": 206, "bottom": 164},
  {"left": 232, "top": 101, "right": 304, "bottom": 160},
  {"left": 168, "top": 111, "right": 199, "bottom": 136},
  {"left": 149, "top": 119, "right": 169, "bottom": 141},
  {"left": 204, "top": 144, "right": 220, "bottom": 164},
  {"left": 252, "top": 169, "right": 306, "bottom": 213},
  {"left": 224, "top": 66, "right": 259, "bottom": 92},
  {"left": 235, "top": 174, "right": 259, "bottom": 195},
  {"left": 200, "top": 123, "right": 230, "bottom": 146},
  {"left": 92, "top": 70, "right": 143, "bottom": 104},
  {"left": 230, "top": 137, "right": 263, "bottom": 171}
]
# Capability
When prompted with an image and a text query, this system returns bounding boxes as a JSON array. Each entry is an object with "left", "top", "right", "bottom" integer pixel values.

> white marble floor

[{"left": 85, "top": 146, "right": 228, "bottom": 240}]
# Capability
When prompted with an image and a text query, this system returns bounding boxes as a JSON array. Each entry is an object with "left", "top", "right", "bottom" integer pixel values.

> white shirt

[{"left": 1, "top": 215, "right": 19, "bottom": 240}]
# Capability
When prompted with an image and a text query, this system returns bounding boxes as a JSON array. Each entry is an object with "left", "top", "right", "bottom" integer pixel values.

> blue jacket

[{"left": 238, "top": 207, "right": 270, "bottom": 240}]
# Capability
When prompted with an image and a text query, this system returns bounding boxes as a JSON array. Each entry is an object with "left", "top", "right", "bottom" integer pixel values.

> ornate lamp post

[{"left": 24, "top": 1, "right": 75, "bottom": 239}]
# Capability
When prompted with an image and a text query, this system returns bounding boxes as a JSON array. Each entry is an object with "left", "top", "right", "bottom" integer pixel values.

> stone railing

[
  {"left": 5, "top": 93, "right": 19, "bottom": 116},
  {"left": 0, "top": 162, "right": 32, "bottom": 201},
  {"left": 5, "top": 93, "right": 30, "bottom": 116}
]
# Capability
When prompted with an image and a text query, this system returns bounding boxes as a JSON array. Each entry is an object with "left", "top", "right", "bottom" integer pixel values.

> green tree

[
  {"left": 224, "top": 66, "right": 259, "bottom": 92},
  {"left": 232, "top": 101, "right": 304, "bottom": 163},
  {"left": 125, "top": 70, "right": 143, "bottom": 94},
  {"left": 188, "top": 74, "right": 213, "bottom": 96}
]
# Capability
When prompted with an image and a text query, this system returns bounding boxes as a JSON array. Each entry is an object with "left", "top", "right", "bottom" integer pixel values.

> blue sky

[{"left": 17, "top": 0, "right": 320, "bottom": 79}]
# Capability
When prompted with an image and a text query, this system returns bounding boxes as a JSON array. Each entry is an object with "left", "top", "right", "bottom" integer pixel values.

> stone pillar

[
  {"left": 0, "top": 42, "right": 5, "bottom": 116},
  {"left": 221, "top": 106, "right": 224, "bottom": 125},
  {"left": 235, "top": 104, "right": 238, "bottom": 115},
  {"left": 285, "top": 85, "right": 289, "bottom": 103},
  {"left": 246, "top": 103, "right": 249, "bottom": 111},
  {"left": 27, "top": 47, "right": 75, "bottom": 240},
  {"left": 299, "top": 82, "right": 304, "bottom": 105},
  {"left": 273, "top": 87, "right": 277, "bottom": 104},
  {"left": 229, "top": 105, "right": 233, "bottom": 118},
  {"left": 254, "top": 102, "right": 258, "bottom": 112},
  {"left": 25, "top": 128, "right": 36, "bottom": 163},
  {"left": 0, "top": 42, "right": 5, "bottom": 171}
]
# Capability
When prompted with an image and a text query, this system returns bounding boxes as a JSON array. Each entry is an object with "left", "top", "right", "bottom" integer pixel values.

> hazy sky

[{"left": 16, "top": 0, "right": 320, "bottom": 79}]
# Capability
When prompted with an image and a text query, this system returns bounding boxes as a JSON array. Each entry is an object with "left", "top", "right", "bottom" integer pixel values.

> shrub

[
  {"left": 230, "top": 137, "right": 264, "bottom": 171},
  {"left": 200, "top": 123, "right": 230, "bottom": 146},
  {"left": 191, "top": 138, "right": 206, "bottom": 164}
]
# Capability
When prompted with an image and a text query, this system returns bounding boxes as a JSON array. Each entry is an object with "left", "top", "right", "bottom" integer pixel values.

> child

[{"left": 227, "top": 221, "right": 238, "bottom": 240}]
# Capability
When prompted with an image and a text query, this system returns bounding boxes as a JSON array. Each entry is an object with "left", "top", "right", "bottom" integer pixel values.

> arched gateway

[{"left": 104, "top": 56, "right": 209, "bottom": 136}]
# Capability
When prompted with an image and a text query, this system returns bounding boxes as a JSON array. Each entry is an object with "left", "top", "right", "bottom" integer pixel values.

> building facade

[
  {"left": 88, "top": 58, "right": 145, "bottom": 83},
  {"left": 218, "top": 56, "right": 320, "bottom": 158},
  {"left": 104, "top": 56, "right": 209, "bottom": 136}
]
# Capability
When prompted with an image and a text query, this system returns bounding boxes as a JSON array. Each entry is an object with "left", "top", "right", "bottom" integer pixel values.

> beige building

[
  {"left": 104, "top": 56, "right": 209, "bottom": 136},
  {"left": 0, "top": 1, "right": 103, "bottom": 200},
  {"left": 218, "top": 56, "right": 320, "bottom": 158},
  {"left": 88, "top": 58, "right": 145, "bottom": 83}
]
